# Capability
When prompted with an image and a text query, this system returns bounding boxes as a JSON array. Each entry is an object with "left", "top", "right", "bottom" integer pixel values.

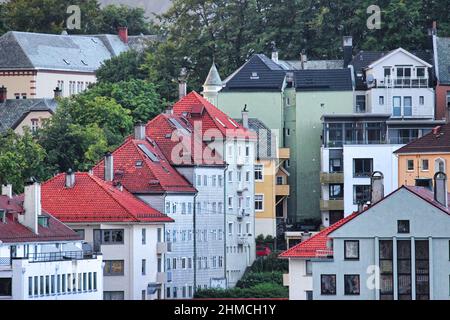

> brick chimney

[
  {"left": 0, "top": 86, "right": 7, "bottom": 103},
  {"left": 118, "top": 26, "right": 128, "bottom": 44},
  {"left": 54, "top": 87, "right": 62, "bottom": 99},
  {"left": 104, "top": 152, "right": 114, "bottom": 182}
]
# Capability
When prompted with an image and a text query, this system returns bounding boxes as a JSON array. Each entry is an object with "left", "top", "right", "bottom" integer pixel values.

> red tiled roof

[
  {"left": 92, "top": 137, "right": 196, "bottom": 194},
  {"left": 0, "top": 195, "right": 81, "bottom": 243},
  {"left": 279, "top": 185, "right": 450, "bottom": 259},
  {"left": 41, "top": 172, "right": 174, "bottom": 223},
  {"left": 172, "top": 91, "right": 257, "bottom": 140},
  {"left": 395, "top": 124, "right": 450, "bottom": 154},
  {"left": 146, "top": 113, "right": 225, "bottom": 166}
]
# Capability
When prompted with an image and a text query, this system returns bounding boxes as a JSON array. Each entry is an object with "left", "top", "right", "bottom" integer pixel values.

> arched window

[{"left": 435, "top": 158, "right": 446, "bottom": 173}]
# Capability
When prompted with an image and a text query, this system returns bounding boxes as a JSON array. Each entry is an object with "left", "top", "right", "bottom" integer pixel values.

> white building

[
  {"left": 0, "top": 182, "right": 103, "bottom": 300},
  {"left": 92, "top": 130, "right": 198, "bottom": 299},
  {"left": 282, "top": 174, "right": 450, "bottom": 300},
  {"left": 41, "top": 171, "right": 173, "bottom": 300},
  {"left": 173, "top": 91, "right": 257, "bottom": 288}
]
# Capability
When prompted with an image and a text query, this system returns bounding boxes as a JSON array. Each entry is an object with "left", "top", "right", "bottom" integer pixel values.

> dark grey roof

[
  {"left": 235, "top": 117, "right": 277, "bottom": 159},
  {"left": 223, "top": 54, "right": 352, "bottom": 92},
  {"left": 0, "top": 31, "right": 156, "bottom": 72},
  {"left": 435, "top": 36, "right": 450, "bottom": 84},
  {"left": 278, "top": 59, "right": 344, "bottom": 70},
  {"left": 0, "top": 98, "right": 58, "bottom": 132}
]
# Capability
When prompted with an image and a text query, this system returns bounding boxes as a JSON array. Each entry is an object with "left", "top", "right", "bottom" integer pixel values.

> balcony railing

[
  {"left": 275, "top": 184, "right": 290, "bottom": 196},
  {"left": 320, "top": 172, "right": 344, "bottom": 184},
  {"left": 0, "top": 251, "right": 99, "bottom": 265},
  {"left": 375, "top": 77, "right": 429, "bottom": 88}
]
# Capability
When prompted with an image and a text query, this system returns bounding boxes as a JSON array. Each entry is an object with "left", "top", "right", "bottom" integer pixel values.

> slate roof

[
  {"left": 41, "top": 172, "right": 173, "bottom": 223},
  {"left": 0, "top": 195, "right": 81, "bottom": 243},
  {"left": 435, "top": 36, "right": 450, "bottom": 84},
  {"left": 0, "top": 98, "right": 58, "bottom": 133},
  {"left": 235, "top": 118, "right": 277, "bottom": 159},
  {"left": 395, "top": 123, "right": 450, "bottom": 154},
  {"left": 222, "top": 54, "right": 352, "bottom": 92},
  {"left": 278, "top": 59, "right": 344, "bottom": 70},
  {"left": 0, "top": 31, "right": 155, "bottom": 72},
  {"left": 92, "top": 136, "right": 197, "bottom": 194}
]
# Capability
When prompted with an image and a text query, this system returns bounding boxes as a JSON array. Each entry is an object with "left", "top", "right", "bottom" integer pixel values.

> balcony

[
  {"left": 374, "top": 77, "right": 429, "bottom": 88},
  {"left": 157, "top": 242, "right": 168, "bottom": 255},
  {"left": 237, "top": 236, "right": 247, "bottom": 245},
  {"left": 279, "top": 148, "right": 290, "bottom": 160},
  {"left": 156, "top": 272, "right": 167, "bottom": 283},
  {"left": 320, "top": 199, "right": 344, "bottom": 211},
  {"left": 320, "top": 172, "right": 344, "bottom": 184},
  {"left": 275, "top": 184, "right": 290, "bottom": 196}
]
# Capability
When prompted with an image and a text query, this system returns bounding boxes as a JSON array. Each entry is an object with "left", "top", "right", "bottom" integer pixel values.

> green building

[{"left": 202, "top": 53, "right": 353, "bottom": 224}]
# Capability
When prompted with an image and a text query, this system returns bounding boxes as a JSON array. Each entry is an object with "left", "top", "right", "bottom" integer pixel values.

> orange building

[{"left": 395, "top": 124, "right": 450, "bottom": 189}]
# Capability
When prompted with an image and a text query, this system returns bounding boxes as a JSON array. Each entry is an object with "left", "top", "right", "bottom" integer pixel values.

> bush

[
  {"left": 236, "top": 271, "right": 284, "bottom": 288},
  {"left": 194, "top": 283, "right": 288, "bottom": 299}
]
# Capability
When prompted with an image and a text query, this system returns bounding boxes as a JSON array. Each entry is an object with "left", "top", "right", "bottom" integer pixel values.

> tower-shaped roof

[{"left": 203, "top": 63, "right": 223, "bottom": 87}]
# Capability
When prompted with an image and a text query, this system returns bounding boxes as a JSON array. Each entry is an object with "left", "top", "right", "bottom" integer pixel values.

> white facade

[
  {"left": 286, "top": 259, "right": 313, "bottom": 300},
  {"left": 0, "top": 241, "right": 103, "bottom": 300},
  {"left": 36, "top": 71, "right": 96, "bottom": 98},
  {"left": 343, "top": 144, "right": 403, "bottom": 214},
  {"left": 66, "top": 223, "right": 165, "bottom": 300}
]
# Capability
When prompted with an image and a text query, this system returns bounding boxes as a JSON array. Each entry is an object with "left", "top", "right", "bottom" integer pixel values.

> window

[
  {"left": 329, "top": 158, "right": 342, "bottom": 172},
  {"left": 344, "top": 240, "right": 359, "bottom": 260},
  {"left": 403, "top": 96, "right": 412, "bottom": 116},
  {"left": 218, "top": 175, "right": 223, "bottom": 187},
  {"left": 415, "top": 240, "right": 429, "bottom": 300},
  {"left": 384, "top": 68, "right": 391, "bottom": 78},
  {"left": 435, "top": 158, "right": 445, "bottom": 173},
  {"left": 285, "top": 128, "right": 290, "bottom": 136},
  {"left": 393, "top": 96, "right": 401, "bottom": 117},
  {"left": 228, "top": 222, "right": 233, "bottom": 235},
  {"left": 320, "top": 275, "right": 336, "bottom": 295},
  {"left": 353, "top": 158, "right": 373, "bottom": 177},
  {"left": 419, "top": 96, "right": 424, "bottom": 105},
  {"left": 397, "top": 66, "right": 411, "bottom": 78},
  {"left": 101, "top": 229, "right": 124, "bottom": 244},
  {"left": 142, "top": 290, "right": 146, "bottom": 300},
  {"left": 165, "top": 202, "right": 170, "bottom": 214},
  {"left": 255, "top": 195, "right": 264, "bottom": 211},
  {"left": 74, "top": 229, "right": 85, "bottom": 239},
  {"left": 329, "top": 184, "right": 343, "bottom": 200},
  {"left": 276, "top": 176, "right": 284, "bottom": 185},
  {"left": 355, "top": 95, "right": 366, "bottom": 113},
  {"left": 421, "top": 159, "right": 429, "bottom": 171},
  {"left": 212, "top": 175, "right": 217, "bottom": 186},
  {"left": 246, "top": 171, "right": 250, "bottom": 182},
  {"left": 104, "top": 291, "right": 125, "bottom": 300},
  {"left": 203, "top": 175, "right": 208, "bottom": 186},
  {"left": 254, "top": 165, "right": 263, "bottom": 181},
  {"left": 407, "top": 159, "right": 414, "bottom": 171},
  {"left": 228, "top": 196, "right": 233, "bottom": 209},
  {"left": 416, "top": 67, "right": 425, "bottom": 77},
  {"left": 104, "top": 260, "right": 125, "bottom": 276},
  {"left": 379, "top": 240, "right": 394, "bottom": 300},
  {"left": 142, "top": 259, "right": 146, "bottom": 275},
  {"left": 197, "top": 175, "right": 202, "bottom": 186},
  {"left": 31, "top": 119, "right": 39, "bottom": 132},
  {"left": 344, "top": 275, "right": 360, "bottom": 295},
  {"left": 306, "top": 291, "right": 313, "bottom": 300},
  {"left": 0, "top": 278, "right": 12, "bottom": 296},
  {"left": 379, "top": 96, "right": 385, "bottom": 105},
  {"left": 353, "top": 185, "right": 371, "bottom": 205},
  {"left": 142, "top": 229, "right": 146, "bottom": 245},
  {"left": 228, "top": 171, "right": 233, "bottom": 182},
  {"left": 398, "top": 220, "right": 410, "bottom": 233},
  {"left": 397, "top": 240, "right": 412, "bottom": 300},
  {"left": 305, "top": 260, "right": 312, "bottom": 275}
]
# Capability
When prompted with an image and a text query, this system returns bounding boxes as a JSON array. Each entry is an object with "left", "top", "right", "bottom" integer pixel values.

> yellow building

[
  {"left": 242, "top": 118, "right": 290, "bottom": 237},
  {"left": 395, "top": 125, "right": 450, "bottom": 189}
]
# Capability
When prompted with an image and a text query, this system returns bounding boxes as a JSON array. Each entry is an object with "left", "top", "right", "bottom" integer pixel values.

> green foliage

[
  {"left": 195, "top": 283, "right": 287, "bottom": 299},
  {"left": 96, "top": 50, "right": 147, "bottom": 83},
  {"left": 236, "top": 271, "right": 284, "bottom": 288},
  {"left": 0, "top": 129, "right": 48, "bottom": 192},
  {"left": 93, "top": 5, "right": 154, "bottom": 35},
  {"left": 249, "top": 253, "right": 288, "bottom": 273},
  {"left": 80, "top": 79, "right": 165, "bottom": 123}
]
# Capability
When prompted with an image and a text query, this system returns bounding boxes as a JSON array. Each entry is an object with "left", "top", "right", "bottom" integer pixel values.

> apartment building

[
  {"left": 92, "top": 129, "right": 198, "bottom": 299},
  {"left": 41, "top": 171, "right": 173, "bottom": 300},
  {"left": 0, "top": 182, "right": 103, "bottom": 300},
  {"left": 172, "top": 92, "right": 257, "bottom": 287},
  {"left": 146, "top": 113, "right": 227, "bottom": 290},
  {"left": 281, "top": 173, "right": 450, "bottom": 300}
]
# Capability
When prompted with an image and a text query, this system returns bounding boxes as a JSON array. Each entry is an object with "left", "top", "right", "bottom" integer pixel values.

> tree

[
  {"left": 80, "top": 79, "right": 165, "bottom": 123},
  {"left": 0, "top": 129, "right": 48, "bottom": 193},
  {"left": 96, "top": 50, "right": 147, "bottom": 83}
]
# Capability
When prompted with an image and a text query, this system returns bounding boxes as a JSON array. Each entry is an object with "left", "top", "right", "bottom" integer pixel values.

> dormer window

[
  {"left": 135, "top": 160, "right": 143, "bottom": 168},
  {"left": 250, "top": 72, "right": 259, "bottom": 80},
  {"left": 38, "top": 216, "right": 49, "bottom": 228},
  {"left": 0, "top": 210, "right": 5, "bottom": 223}
]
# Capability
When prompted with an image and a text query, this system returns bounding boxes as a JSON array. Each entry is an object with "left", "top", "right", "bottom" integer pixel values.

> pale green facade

[{"left": 217, "top": 89, "right": 353, "bottom": 223}]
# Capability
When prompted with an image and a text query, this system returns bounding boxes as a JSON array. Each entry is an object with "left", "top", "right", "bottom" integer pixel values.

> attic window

[
  {"left": 38, "top": 216, "right": 49, "bottom": 228},
  {"left": 138, "top": 144, "right": 159, "bottom": 162},
  {"left": 0, "top": 210, "right": 5, "bottom": 224},
  {"left": 135, "top": 160, "right": 143, "bottom": 168},
  {"left": 165, "top": 133, "right": 172, "bottom": 139},
  {"left": 215, "top": 117, "right": 226, "bottom": 127},
  {"left": 250, "top": 72, "right": 259, "bottom": 80},
  {"left": 63, "top": 59, "right": 70, "bottom": 65}
]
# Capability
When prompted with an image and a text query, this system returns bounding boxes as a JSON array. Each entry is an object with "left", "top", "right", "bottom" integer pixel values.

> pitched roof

[
  {"left": 222, "top": 54, "right": 352, "bottom": 92},
  {"left": 435, "top": 36, "right": 450, "bottom": 84},
  {"left": 235, "top": 118, "right": 277, "bottom": 159},
  {"left": 279, "top": 186, "right": 450, "bottom": 259},
  {"left": 92, "top": 136, "right": 196, "bottom": 194},
  {"left": 394, "top": 124, "right": 450, "bottom": 154},
  {"left": 41, "top": 172, "right": 173, "bottom": 223},
  {"left": 278, "top": 59, "right": 344, "bottom": 70},
  {"left": 0, "top": 98, "right": 58, "bottom": 133},
  {"left": 203, "top": 63, "right": 223, "bottom": 87},
  {"left": 0, "top": 195, "right": 81, "bottom": 243},
  {"left": 0, "top": 31, "right": 130, "bottom": 72},
  {"left": 172, "top": 91, "right": 257, "bottom": 140},
  {"left": 145, "top": 113, "right": 225, "bottom": 166}
]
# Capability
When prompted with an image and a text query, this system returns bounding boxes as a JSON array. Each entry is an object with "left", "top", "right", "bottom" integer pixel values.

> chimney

[
  {"left": 432, "top": 21, "right": 437, "bottom": 35},
  {"left": 434, "top": 172, "right": 448, "bottom": 207},
  {"left": 343, "top": 36, "right": 353, "bottom": 67},
  {"left": 242, "top": 105, "right": 249, "bottom": 129},
  {"left": 134, "top": 122, "right": 146, "bottom": 140},
  {"left": 432, "top": 126, "right": 441, "bottom": 136},
  {"left": 1, "top": 184, "right": 12, "bottom": 198},
  {"left": 178, "top": 67, "right": 187, "bottom": 100},
  {"left": 0, "top": 86, "right": 7, "bottom": 103},
  {"left": 301, "top": 232, "right": 312, "bottom": 242},
  {"left": 65, "top": 169, "right": 75, "bottom": 188},
  {"left": 300, "top": 50, "right": 307, "bottom": 69},
  {"left": 118, "top": 26, "right": 128, "bottom": 44},
  {"left": 54, "top": 87, "right": 62, "bottom": 99},
  {"left": 104, "top": 152, "right": 114, "bottom": 182},
  {"left": 21, "top": 178, "right": 41, "bottom": 234},
  {"left": 371, "top": 171, "right": 384, "bottom": 204}
]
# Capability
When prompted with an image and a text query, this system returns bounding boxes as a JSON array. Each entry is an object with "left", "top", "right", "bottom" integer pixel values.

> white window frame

[{"left": 255, "top": 194, "right": 264, "bottom": 212}]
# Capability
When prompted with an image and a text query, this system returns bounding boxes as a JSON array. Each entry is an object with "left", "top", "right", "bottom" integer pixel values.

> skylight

[
  {"left": 63, "top": 59, "right": 70, "bottom": 65},
  {"left": 228, "top": 118, "right": 239, "bottom": 128},
  {"left": 138, "top": 144, "right": 159, "bottom": 162},
  {"left": 215, "top": 117, "right": 226, "bottom": 127}
]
